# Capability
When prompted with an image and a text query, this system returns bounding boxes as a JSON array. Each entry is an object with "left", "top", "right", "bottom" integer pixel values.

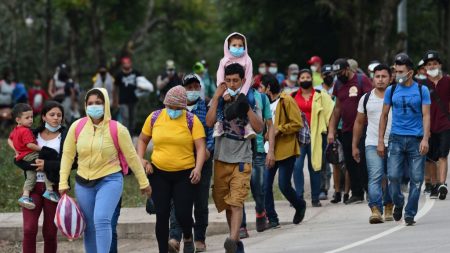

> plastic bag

[{"left": 54, "top": 194, "right": 86, "bottom": 240}]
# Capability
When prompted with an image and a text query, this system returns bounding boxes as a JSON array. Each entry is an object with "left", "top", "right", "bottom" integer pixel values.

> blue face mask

[
  {"left": 167, "top": 109, "right": 183, "bottom": 119},
  {"left": 86, "top": 105, "right": 104, "bottom": 120},
  {"left": 230, "top": 46, "right": 245, "bottom": 58},
  {"left": 45, "top": 122, "right": 61, "bottom": 132},
  {"left": 227, "top": 87, "right": 241, "bottom": 97},
  {"left": 186, "top": 91, "right": 201, "bottom": 102}
]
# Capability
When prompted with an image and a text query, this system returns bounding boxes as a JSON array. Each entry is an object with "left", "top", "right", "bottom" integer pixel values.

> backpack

[
  {"left": 75, "top": 117, "right": 129, "bottom": 175},
  {"left": 362, "top": 90, "right": 372, "bottom": 115},
  {"left": 150, "top": 109, "right": 194, "bottom": 132}
]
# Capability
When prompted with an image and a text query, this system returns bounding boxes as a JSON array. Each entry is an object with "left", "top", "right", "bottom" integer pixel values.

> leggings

[
  {"left": 75, "top": 172, "right": 123, "bottom": 253},
  {"left": 22, "top": 182, "right": 58, "bottom": 253},
  {"left": 149, "top": 167, "right": 194, "bottom": 253}
]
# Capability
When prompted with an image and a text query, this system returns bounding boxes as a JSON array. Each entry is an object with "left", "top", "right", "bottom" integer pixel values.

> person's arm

[
  {"left": 240, "top": 58, "right": 253, "bottom": 95},
  {"left": 48, "top": 79, "right": 55, "bottom": 98},
  {"left": 59, "top": 124, "right": 77, "bottom": 192},
  {"left": 206, "top": 82, "right": 227, "bottom": 127},
  {"left": 352, "top": 112, "right": 365, "bottom": 163},
  {"left": 420, "top": 105, "right": 431, "bottom": 155},
  {"left": 265, "top": 119, "right": 276, "bottom": 168},
  {"left": 327, "top": 99, "right": 340, "bottom": 143},
  {"left": 156, "top": 75, "right": 169, "bottom": 90},
  {"left": 26, "top": 143, "right": 41, "bottom": 152},
  {"left": 277, "top": 98, "right": 302, "bottom": 135},
  {"left": 377, "top": 104, "right": 390, "bottom": 157},
  {"left": 247, "top": 108, "right": 264, "bottom": 133},
  {"left": 7, "top": 138, "right": 15, "bottom": 151},
  {"left": 117, "top": 124, "right": 150, "bottom": 190},
  {"left": 191, "top": 138, "right": 206, "bottom": 184}
]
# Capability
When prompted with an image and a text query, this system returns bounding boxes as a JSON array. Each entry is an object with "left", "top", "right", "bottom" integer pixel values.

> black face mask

[
  {"left": 337, "top": 73, "right": 349, "bottom": 84},
  {"left": 299, "top": 81, "right": 313, "bottom": 89},
  {"left": 323, "top": 75, "right": 334, "bottom": 86}
]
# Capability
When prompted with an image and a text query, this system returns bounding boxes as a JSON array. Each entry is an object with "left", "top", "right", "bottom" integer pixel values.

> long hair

[{"left": 36, "top": 101, "right": 65, "bottom": 133}]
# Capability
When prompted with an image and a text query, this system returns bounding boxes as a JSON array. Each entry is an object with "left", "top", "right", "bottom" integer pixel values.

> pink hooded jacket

[{"left": 216, "top": 32, "right": 253, "bottom": 96}]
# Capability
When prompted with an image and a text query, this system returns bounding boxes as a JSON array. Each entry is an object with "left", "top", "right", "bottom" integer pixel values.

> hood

[
  {"left": 223, "top": 32, "right": 249, "bottom": 59},
  {"left": 85, "top": 87, "right": 112, "bottom": 122}
]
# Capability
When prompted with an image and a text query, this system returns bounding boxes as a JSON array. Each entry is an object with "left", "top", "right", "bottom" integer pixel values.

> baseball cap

[
  {"left": 394, "top": 53, "right": 414, "bottom": 68},
  {"left": 121, "top": 57, "right": 131, "bottom": 64},
  {"left": 166, "top": 60, "right": 175, "bottom": 70},
  {"left": 299, "top": 68, "right": 312, "bottom": 76},
  {"left": 417, "top": 59, "right": 425, "bottom": 68},
  {"left": 321, "top": 64, "right": 333, "bottom": 75},
  {"left": 182, "top": 73, "right": 201, "bottom": 86},
  {"left": 332, "top": 58, "right": 350, "bottom": 72},
  {"left": 423, "top": 50, "right": 441, "bottom": 64},
  {"left": 368, "top": 60, "right": 381, "bottom": 72},
  {"left": 307, "top": 56, "right": 322, "bottom": 65}
]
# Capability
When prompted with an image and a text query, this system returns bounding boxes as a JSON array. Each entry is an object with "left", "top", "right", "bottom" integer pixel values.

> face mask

[
  {"left": 186, "top": 104, "right": 198, "bottom": 112},
  {"left": 300, "top": 81, "right": 313, "bottom": 89},
  {"left": 337, "top": 73, "right": 349, "bottom": 83},
  {"left": 427, "top": 68, "right": 440, "bottom": 78},
  {"left": 289, "top": 74, "right": 298, "bottom": 82},
  {"left": 86, "top": 105, "right": 104, "bottom": 120},
  {"left": 323, "top": 75, "right": 334, "bottom": 86},
  {"left": 230, "top": 46, "right": 245, "bottom": 57},
  {"left": 258, "top": 67, "right": 267, "bottom": 75},
  {"left": 310, "top": 65, "right": 318, "bottom": 72},
  {"left": 167, "top": 109, "right": 183, "bottom": 119},
  {"left": 227, "top": 87, "right": 241, "bottom": 97},
  {"left": 416, "top": 74, "right": 427, "bottom": 80},
  {"left": 269, "top": 67, "right": 278, "bottom": 74},
  {"left": 45, "top": 122, "right": 61, "bottom": 132},
  {"left": 186, "top": 91, "right": 201, "bottom": 102},
  {"left": 395, "top": 72, "right": 410, "bottom": 84},
  {"left": 369, "top": 72, "right": 375, "bottom": 79}
]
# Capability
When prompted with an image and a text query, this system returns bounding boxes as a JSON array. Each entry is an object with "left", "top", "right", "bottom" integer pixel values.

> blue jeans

[
  {"left": 264, "top": 156, "right": 306, "bottom": 223},
  {"left": 365, "top": 146, "right": 392, "bottom": 212},
  {"left": 109, "top": 197, "right": 122, "bottom": 253},
  {"left": 169, "top": 158, "right": 212, "bottom": 242},
  {"left": 387, "top": 135, "right": 425, "bottom": 219},
  {"left": 294, "top": 144, "right": 321, "bottom": 203},
  {"left": 242, "top": 152, "right": 267, "bottom": 227},
  {"left": 75, "top": 172, "right": 123, "bottom": 253}
]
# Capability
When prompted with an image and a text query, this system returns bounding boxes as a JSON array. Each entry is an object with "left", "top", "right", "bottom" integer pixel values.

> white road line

[{"left": 324, "top": 197, "right": 436, "bottom": 253}]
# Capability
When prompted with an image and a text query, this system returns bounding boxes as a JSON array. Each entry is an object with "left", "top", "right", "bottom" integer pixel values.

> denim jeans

[
  {"left": 75, "top": 172, "right": 123, "bottom": 253},
  {"left": 365, "top": 146, "right": 392, "bottom": 212},
  {"left": 242, "top": 152, "right": 266, "bottom": 227},
  {"left": 109, "top": 197, "right": 122, "bottom": 253},
  {"left": 264, "top": 156, "right": 306, "bottom": 223},
  {"left": 293, "top": 144, "right": 321, "bottom": 203},
  {"left": 387, "top": 134, "right": 425, "bottom": 219},
  {"left": 169, "top": 158, "right": 212, "bottom": 242}
]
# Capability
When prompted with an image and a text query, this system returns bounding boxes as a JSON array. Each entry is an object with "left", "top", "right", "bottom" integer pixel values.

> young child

[
  {"left": 215, "top": 32, "right": 255, "bottom": 138},
  {"left": 8, "top": 103, "right": 59, "bottom": 210}
]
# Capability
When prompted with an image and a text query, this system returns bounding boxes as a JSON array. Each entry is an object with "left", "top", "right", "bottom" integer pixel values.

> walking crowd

[{"left": 2, "top": 32, "right": 449, "bottom": 253}]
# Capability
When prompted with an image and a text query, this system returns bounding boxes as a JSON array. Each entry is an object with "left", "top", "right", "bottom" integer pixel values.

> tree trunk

[
  {"left": 67, "top": 10, "right": 81, "bottom": 81},
  {"left": 43, "top": 0, "right": 52, "bottom": 82},
  {"left": 90, "top": 0, "right": 105, "bottom": 66}
]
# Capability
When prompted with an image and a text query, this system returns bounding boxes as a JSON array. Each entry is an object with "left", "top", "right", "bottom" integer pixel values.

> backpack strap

[
  {"left": 186, "top": 111, "right": 194, "bottom": 132},
  {"left": 356, "top": 73, "right": 363, "bottom": 89},
  {"left": 363, "top": 90, "right": 372, "bottom": 115},
  {"left": 418, "top": 83, "right": 423, "bottom": 103},
  {"left": 390, "top": 84, "right": 397, "bottom": 106},
  {"left": 150, "top": 109, "right": 163, "bottom": 129},
  {"left": 75, "top": 117, "right": 89, "bottom": 142},
  {"left": 109, "top": 120, "right": 129, "bottom": 175}
]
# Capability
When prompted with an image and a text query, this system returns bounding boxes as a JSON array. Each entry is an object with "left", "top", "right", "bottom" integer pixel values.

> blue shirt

[
  {"left": 190, "top": 99, "right": 214, "bottom": 152},
  {"left": 254, "top": 90, "right": 272, "bottom": 153},
  {"left": 384, "top": 82, "right": 431, "bottom": 136}
]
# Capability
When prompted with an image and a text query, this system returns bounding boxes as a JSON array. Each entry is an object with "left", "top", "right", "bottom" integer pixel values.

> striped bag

[{"left": 54, "top": 194, "right": 86, "bottom": 240}]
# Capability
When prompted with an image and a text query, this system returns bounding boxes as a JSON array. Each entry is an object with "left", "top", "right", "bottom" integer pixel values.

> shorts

[
  {"left": 212, "top": 160, "right": 251, "bottom": 212},
  {"left": 427, "top": 129, "right": 450, "bottom": 162}
]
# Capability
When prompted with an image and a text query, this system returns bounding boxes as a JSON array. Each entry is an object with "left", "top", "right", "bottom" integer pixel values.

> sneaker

[
  {"left": 183, "top": 239, "right": 195, "bottom": 253},
  {"left": 393, "top": 206, "right": 403, "bottom": 221},
  {"left": 224, "top": 237, "right": 238, "bottom": 253},
  {"left": 18, "top": 196, "right": 36, "bottom": 210},
  {"left": 43, "top": 191, "right": 60, "bottom": 203},
  {"left": 255, "top": 213, "right": 267, "bottom": 232},
  {"left": 267, "top": 220, "right": 281, "bottom": 229},
  {"left": 369, "top": 206, "right": 384, "bottom": 224},
  {"left": 293, "top": 204, "right": 306, "bottom": 224},
  {"left": 236, "top": 241, "right": 245, "bottom": 253},
  {"left": 344, "top": 196, "right": 364, "bottom": 205},
  {"left": 213, "top": 122, "right": 224, "bottom": 137},
  {"left": 438, "top": 184, "right": 448, "bottom": 200},
  {"left": 319, "top": 192, "right": 328, "bottom": 200},
  {"left": 243, "top": 123, "right": 256, "bottom": 139},
  {"left": 384, "top": 203, "right": 394, "bottom": 221},
  {"left": 404, "top": 217, "right": 416, "bottom": 226},
  {"left": 330, "top": 192, "right": 341, "bottom": 204},
  {"left": 239, "top": 227, "right": 249, "bottom": 239},
  {"left": 424, "top": 183, "right": 432, "bottom": 194},
  {"left": 194, "top": 241, "right": 206, "bottom": 252},
  {"left": 430, "top": 185, "right": 439, "bottom": 199},
  {"left": 343, "top": 193, "right": 350, "bottom": 203},
  {"left": 312, "top": 201, "right": 322, "bottom": 207},
  {"left": 168, "top": 239, "right": 180, "bottom": 253}
]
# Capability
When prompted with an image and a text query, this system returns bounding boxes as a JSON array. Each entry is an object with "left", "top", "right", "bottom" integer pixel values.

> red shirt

[
  {"left": 9, "top": 126, "right": 37, "bottom": 161},
  {"left": 427, "top": 75, "right": 450, "bottom": 133},
  {"left": 294, "top": 89, "right": 315, "bottom": 125},
  {"left": 333, "top": 73, "right": 372, "bottom": 132}
]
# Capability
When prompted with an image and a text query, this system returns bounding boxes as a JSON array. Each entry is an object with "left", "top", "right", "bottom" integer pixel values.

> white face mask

[
  {"left": 269, "top": 67, "right": 278, "bottom": 75},
  {"left": 427, "top": 68, "right": 440, "bottom": 78},
  {"left": 310, "top": 65, "right": 318, "bottom": 72},
  {"left": 258, "top": 67, "right": 267, "bottom": 75}
]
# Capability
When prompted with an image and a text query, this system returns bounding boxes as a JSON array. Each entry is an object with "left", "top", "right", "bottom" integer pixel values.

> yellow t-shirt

[{"left": 141, "top": 109, "right": 205, "bottom": 172}]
